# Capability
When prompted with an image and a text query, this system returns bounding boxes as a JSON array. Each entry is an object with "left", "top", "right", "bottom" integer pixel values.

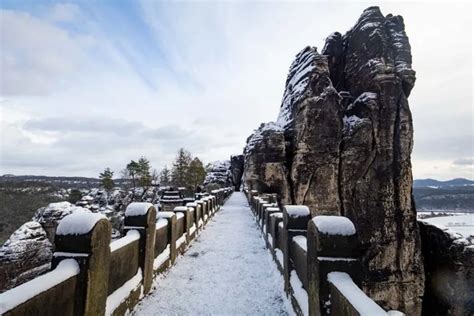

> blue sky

[{"left": 0, "top": 1, "right": 472, "bottom": 179}]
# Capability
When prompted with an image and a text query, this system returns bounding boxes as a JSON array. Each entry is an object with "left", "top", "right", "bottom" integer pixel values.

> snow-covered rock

[
  {"left": 0, "top": 222, "right": 52, "bottom": 293},
  {"left": 203, "top": 160, "right": 232, "bottom": 190}
]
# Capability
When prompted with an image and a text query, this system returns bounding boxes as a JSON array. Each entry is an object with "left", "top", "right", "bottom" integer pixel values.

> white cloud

[{"left": 0, "top": 2, "right": 472, "bottom": 179}]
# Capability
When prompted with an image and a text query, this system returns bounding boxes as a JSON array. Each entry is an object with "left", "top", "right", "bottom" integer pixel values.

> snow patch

[
  {"left": 0, "top": 259, "right": 80, "bottom": 314},
  {"left": 156, "top": 218, "right": 168, "bottom": 230},
  {"left": 125, "top": 202, "right": 154, "bottom": 217},
  {"left": 290, "top": 270, "right": 309, "bottom": 315},
  {"left": 285, "top": 205, "right": 310, "bottom": 218},
  {"left": 313, "top": 216, "right": 356, "bottom": 236},
  {"left": 110, "top": 230, "right": 140, "bottom": 252},
  {"left": 157, "top": 212, "right": 176, "bottom": 219},
  {"left": 293, "top": 235, "right": 307, "bottom": 251},
  {"left": 153, "top": 245, "right": 170, "bottom": 270},
  {"left": 327, "top": 272, "right": 387, "bottom": 316},
  {"left": 56, "top": 209, "right": 106, "bottom": 236},
  {"left": 318, "top": 256, "right": 357, "bottom": 262},
  {"left": 176, "top": 235, "right": 186, "bottom": 248},
  {"left": 106, "top": 268, "right": 142, "bottom": 316},
  {"left": 174, "top": 206, "right": 189, "bottom": 212}
]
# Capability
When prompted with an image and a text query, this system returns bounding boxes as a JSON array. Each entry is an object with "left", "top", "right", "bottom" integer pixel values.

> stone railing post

[
  {"left": 282, "top": 205, "right": 311, "bottom": 292},
  {"left": 156, "top": 212, "right": 178, "bottom": 265},
  {"left": 186, "top": 202, "right": 200, "bottom": 232},
  {"left": 53, "top": 212, "right": 111, "bottom": 316},
  {"left": 124, "top": 203, "right": 156, "bottom": 295},
  {"left": 307, "top": 215, "right": 361, "bottom": 316},
  {"left": 174, "top": 206, "right": 193, "bottom": 243}
]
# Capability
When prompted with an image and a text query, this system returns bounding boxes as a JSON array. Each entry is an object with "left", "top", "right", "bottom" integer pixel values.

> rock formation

[
  {"left": 242, "top": 122, "right": 291, "bottom": 205},
  {"left": 0, "top": 221, "right": 52, "bottom": 293},
  {"left": 203, "top": 160, "right": 232, "bottom": 190},
  {"left": 33, "top": 202, "right": 85, "bottom": 244},
  {"left": 418, "top": 221, "right": 474, "bottom": 315},
  {"left": 230, "top": 155, "right": 245, "bottom": 191},
  {"left": 242, "top": 6, "right": 424, "bottom": 314}
]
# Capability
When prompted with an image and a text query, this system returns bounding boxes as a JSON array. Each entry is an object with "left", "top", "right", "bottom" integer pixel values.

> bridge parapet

[
  {"left": 0, "top": 187, "right": 234, "bottom": 316},
  {"left": 249, "top": 190, "right": 398, "bottom": 316}
]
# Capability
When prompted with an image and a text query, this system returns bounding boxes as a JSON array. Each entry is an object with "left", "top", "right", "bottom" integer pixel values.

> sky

[{"left": 0, "top": 1, "right": 472, "bottom": 180}]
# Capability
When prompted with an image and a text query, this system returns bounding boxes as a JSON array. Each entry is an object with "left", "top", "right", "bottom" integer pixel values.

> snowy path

[{"left": 134, "top": 192, "right": 292, "bottom": 315}]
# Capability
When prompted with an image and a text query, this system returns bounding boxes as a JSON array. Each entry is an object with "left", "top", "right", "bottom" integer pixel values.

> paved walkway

[{"left": 133, "top": 192, "right": 292, "bottom": 315}]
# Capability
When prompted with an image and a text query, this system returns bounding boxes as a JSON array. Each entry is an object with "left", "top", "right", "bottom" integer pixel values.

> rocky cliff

[
  {"left": 243, "top": 6, "right": 424, "bottom": 314},
  {"left": 230, "top": 155, "right": 245, "bottom": 191}
]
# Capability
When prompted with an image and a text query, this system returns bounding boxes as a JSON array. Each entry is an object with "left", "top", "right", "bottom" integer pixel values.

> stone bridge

[{"left": 0, "top": 187, "right": 403, "bottom": 316}]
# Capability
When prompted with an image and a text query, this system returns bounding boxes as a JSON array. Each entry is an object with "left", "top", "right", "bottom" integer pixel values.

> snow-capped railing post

[
  {"left": 263, "top": 206, "right": 281, "bottom": 236},
  {"left": 249, "top": 190, "right": 259, "bottom": 205},
  {"left": 173, "top": 206, "right": 194, "bottom": 243},
  {"left": 156, "top": 212, "right": 178, "bottom": 265},
  {"left": 186, "top": 202, "right": 200, "bottom": 232},
  {"left": 307, "top": 216, "right": 361, "bottom": 316},
  {"left": 53, "top": 211, "right": 111, "bottom": 316},
  {"left": 256, "top": 196, "right": 270, "bottom": 219},
  {"left": 260, "top": 203, "right": 277, "bottom": 230},
  {"left": 196, "top": 200, "right": 205, "bottom": 226},
  {"left": 124, "top": 203, "right": 156, "bottom": 295},
  {"left": 282, "top": 206, "right": 311, "bottom": 293},
  {"left": 201, "top": 199, "right": 210, "bottom": 223}
]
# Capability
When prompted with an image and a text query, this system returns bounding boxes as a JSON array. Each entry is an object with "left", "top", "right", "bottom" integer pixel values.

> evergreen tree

[
  {"left": 99, "top": 168, "right": 115, "bottom": 192},
  {"left": 187, "top": 157, "right": 206, "bottom": 189},
  {"left": 171, "top": 148, "right": 192, "bottom": 187},
  {"left": 68, "top": 189, "right": 83, "bottom": 204},
  {"left": 137, "top": 156, "right": 152, "bottom": 187},
  {"left": 125, "top": 160, "right": 140, "bottom": 189},
  {"left": 159, "top": 166, "right": 171, "bottom": 186}
]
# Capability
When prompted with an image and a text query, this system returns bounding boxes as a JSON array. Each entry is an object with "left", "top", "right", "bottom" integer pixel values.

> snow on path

[{"left": 134, "top": 192, "right": 292, "bottom": 315}]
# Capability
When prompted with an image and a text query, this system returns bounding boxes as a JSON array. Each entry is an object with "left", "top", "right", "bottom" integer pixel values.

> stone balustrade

[
  {"left": 0, "top": 188, "right": 234, "bottom": 316},
  {"left": 245, "top": 188, "right": 396, "bottom": 316}
]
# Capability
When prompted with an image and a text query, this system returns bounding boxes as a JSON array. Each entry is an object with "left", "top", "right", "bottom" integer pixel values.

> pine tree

[
  {"left": 68, "top": 189, "right": 83, "bottom": 204},
  {"left": 125, "top": 160, "right": 140, "bottom": 189},
  {"left": 171, "top": 148, "right": 192, "bottom": 187},
  {"left": 187, "top": 157, "right": 206, "bottom": 189},
  {"left": 137, "top": 156, "right": 152, "bottom": 187},
  {"left": 159, "top": 166, "right": 171, "bottom": 186},
  {"left": 99, "top": 168, "right": 115, "bottom": 192}
]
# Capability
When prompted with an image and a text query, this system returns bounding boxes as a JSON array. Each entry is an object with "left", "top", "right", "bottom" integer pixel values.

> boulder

[
  {"left": 0, "top": 221, "right": 52, "bottom": 293},
  {"left": 203, "top": 160, "right": 232, "bottom": 190}
]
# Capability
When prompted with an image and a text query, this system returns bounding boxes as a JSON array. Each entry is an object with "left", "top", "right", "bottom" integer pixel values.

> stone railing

[
  {"left": 0, "top": 188, "right": 234, "bottom": 316},
  {"left": 245, "top": 189, "right": 397, "bottom": 316}
]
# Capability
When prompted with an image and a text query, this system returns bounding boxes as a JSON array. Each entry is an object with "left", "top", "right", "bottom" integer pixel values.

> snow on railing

[
  {"left": 110, "top": 230, "right": 140, "bottom": 252},
  {"left": 1, "top": 188, "right": 234, "bottom": 316},
  {"left": 327, "top": 272, "right": 387, "bottom": 316},
  {"left": 0, "top": 259, "right": 80, "bottom": 314},
  {"left": 246, "top": 188, "right": 392, "bottom": 316}
]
